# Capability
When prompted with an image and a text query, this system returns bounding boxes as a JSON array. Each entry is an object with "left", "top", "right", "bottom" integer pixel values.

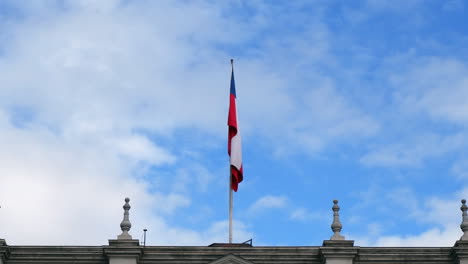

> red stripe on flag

[
  {"left": 231, "top": 165, "right": 243, "bottom": 192},
  {"left": 228, "top": 74, "right": 243, "bottom": 192}
]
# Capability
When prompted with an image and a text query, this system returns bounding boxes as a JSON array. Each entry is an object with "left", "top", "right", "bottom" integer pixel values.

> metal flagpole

[
  {"left": 229, "top": 59, "right": 234, "bottom": 244},
  {"left": 229, "top": 169, "right": 233, "bottom": 243}
]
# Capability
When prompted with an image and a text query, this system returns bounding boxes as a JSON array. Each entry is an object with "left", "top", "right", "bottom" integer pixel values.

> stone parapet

[
  {"left": 320, "top": 240, "right": 358, "bottom": 264},
  {"left": 0, "top": 245, "right": 463, "bottom": 264},
  {"left": 138, "top": 246, "right": 321, "bottom": 264},
  {"left": 6, "top": 246, "right": 105, "bottom": 264},
  {"left": 357, "top": 247, "right": 453, "bottom": 264},
  {"left": 105, "top": 239, "right": 142, "bottom": 264}
]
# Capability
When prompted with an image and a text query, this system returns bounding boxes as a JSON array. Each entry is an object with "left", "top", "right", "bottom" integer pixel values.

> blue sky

[{"left": 0, "top": 0, "right": 468, "bottom": 246}]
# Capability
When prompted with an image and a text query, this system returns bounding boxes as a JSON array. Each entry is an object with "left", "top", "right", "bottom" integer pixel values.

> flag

[{"left": 228, "top": 64, "right": 243, "bottom": 192}]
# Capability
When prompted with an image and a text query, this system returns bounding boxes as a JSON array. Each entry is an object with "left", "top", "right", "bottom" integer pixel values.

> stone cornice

[
  {"left": 209, "top": 254, "right": 254, "bottom": 264},
  {"left": 320, "top": 240, "right": 359, "bottom": 261},
  {"left": 104, "top": 239, "right": 142, "bottom": 261},
  {"left": 0, "top": 239, "right": 10, "bottom": 262},
  {"left": 320, "top": 247, "right": 359, "bottom": 259},
  {"left": 453, "top": 240, "right": 468, "bottom": 261},
  {"left": 322, "top": 240, "right": 355, "bottom": 247}
]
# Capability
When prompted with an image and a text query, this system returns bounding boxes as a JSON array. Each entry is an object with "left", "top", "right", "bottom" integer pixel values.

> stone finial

[
  {"left": 118, "top": 197, "right": 132, "bottom": 240},
  {"left": 460, "top": 199, "right": 468, "bottom": 240},
  {"left": 330, "top": 200, "right": 345, "bottom": 240}
]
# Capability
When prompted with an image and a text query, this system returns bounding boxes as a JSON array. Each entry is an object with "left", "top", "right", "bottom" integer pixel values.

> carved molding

[{"left": 209, "top": 254, "right": 254, "bottom": 264}]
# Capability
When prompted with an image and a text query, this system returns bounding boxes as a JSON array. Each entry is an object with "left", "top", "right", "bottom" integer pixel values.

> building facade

[{"left": 1, "top": 198, "right": 468, "bottom": 264}]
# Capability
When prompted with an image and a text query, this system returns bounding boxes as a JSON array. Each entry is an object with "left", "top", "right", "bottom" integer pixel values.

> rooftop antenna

[
  {"left": 143, "top": 229, "right": 147, "bottom": 247},
  {"left": 242, "top": 238, "right": 253, "bottom": 246}
]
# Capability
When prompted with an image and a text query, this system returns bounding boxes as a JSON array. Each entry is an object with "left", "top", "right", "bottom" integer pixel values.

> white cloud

[
  {"left": 275, "top": 81, "right": 379, "bottom": 156},
  {"left": 353, "top": 189, "right": 468, "bottom": 246},
  {"left": 360, "top": 57, "right": 468, "bottom": 168},
  {"left": 393, "top": 58, "right": 468, "bottom": 124},
  {"left": 248, "top": 195, "right": 288, "bottom": 215},
  {"left": 371, "top": 227, "right": 459, "bottom": 247},
  {"left": 2, "top": 0, "right": 455, "bottom": 247},
  {"left": 112, "top": 134, "right": 176, "bottom": 165},
  {"left": 171, "top": 163, "right": 216, "bottom": 194},
  {"left": 144, "top": 219, "right": 253, "bottom": 245},
  {"left": 289, "top": 208, "right": 310, "bottom": 221},
  {"left": 152, "top": 193, "right": 191, "bottom": 215},
  {"left": 0, "top": 111, "right": 246, "bottom": 245},
  {"left": 0, "top": 113, "right": 149, "bottom": 244},
  {"left": 0, "top": 0, "right": 378, "bottom": 160},
  {"left": 361, "top": 132, "right": 467, "bottom": 167},
  {"left": 0, "top": 0, "right": 259, "bottom": 245},
  {"left": 289, "top": 208, "right": 325, "bottom": 222},
  {"left": 452, "top": 159, "right": 468, "bottom": 179}
]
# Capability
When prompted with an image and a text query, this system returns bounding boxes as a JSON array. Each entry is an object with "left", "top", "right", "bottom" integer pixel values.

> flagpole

[
  {"left": 229, "top": 171, "right": 233, "bottom": 243},
  {"left": 229, "top": 59, "right": 234, "bottom": 244}
]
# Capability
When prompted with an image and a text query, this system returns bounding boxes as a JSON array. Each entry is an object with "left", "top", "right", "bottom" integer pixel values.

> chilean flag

[{"left": 228, "top": 64, "right": 243, "bottom": 192}]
